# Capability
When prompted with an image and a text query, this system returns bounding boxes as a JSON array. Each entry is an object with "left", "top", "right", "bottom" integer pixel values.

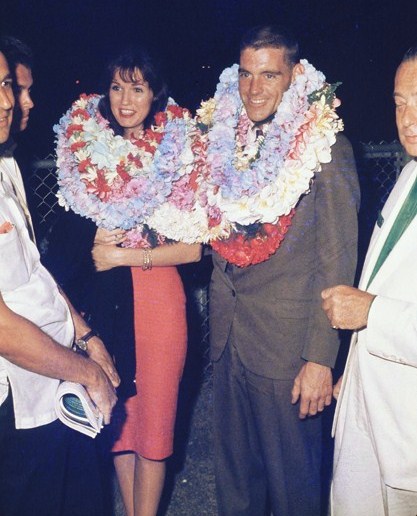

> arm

[
  {"left": 292, "top": 136, "right": 360, "bottom": 418},
  {"left": 0, "top": 293, "right": 117, "bottom": 423},
  {"left": 92, "top": 240, "right": 202, "bottom": 271},
  {"left": 322, "top": 285, "right": 417, "bottom": 367},
  {"left": 321, "top": 285, "right": 375, "bottom": 330},
  {"left": 58, "top": 287, "right": 120, "bottom": 388}
]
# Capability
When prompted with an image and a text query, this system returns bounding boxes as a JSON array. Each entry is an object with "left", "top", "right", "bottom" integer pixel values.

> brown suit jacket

[{"left": 209, "top": 134, "right": 360, "bottom": 380}]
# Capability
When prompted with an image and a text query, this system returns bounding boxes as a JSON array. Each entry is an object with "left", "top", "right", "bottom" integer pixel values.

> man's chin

[{"left": 245, "top": 108, "right": 275, "bottom": 125}]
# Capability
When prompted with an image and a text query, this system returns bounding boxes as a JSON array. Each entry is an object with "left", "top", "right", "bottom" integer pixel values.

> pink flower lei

[
  {"left": 54, "top": 94, "right": 199, "bottom": 247},
  {"left": 196, "top": 60, "right": 344, "bottom": 267}
]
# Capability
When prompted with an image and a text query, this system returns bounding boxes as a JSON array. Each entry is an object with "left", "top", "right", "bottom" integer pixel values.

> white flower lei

[
  {"left": 198, "top": 59, "right": 344, "bottom": 237},
  {"left": 54, "top": 94, "right": 208, "bottom": 244}
]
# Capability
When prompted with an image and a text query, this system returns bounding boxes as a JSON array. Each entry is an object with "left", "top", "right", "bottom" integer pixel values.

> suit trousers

[{"left": 213, "top": 341, "right": 322, "bottom": 516}]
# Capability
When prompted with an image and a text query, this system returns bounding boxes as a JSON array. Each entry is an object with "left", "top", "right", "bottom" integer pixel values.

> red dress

[{"left": 112, "top": 266, "right": 187, "bottom": 460}]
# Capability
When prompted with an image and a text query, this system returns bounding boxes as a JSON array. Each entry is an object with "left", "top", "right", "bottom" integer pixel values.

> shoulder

[
  {"left": 321, "top": 133, "right": 357, "bottom": 179},
  {"left": 327, "top": 133, "right": 356, "bottom": 165}
]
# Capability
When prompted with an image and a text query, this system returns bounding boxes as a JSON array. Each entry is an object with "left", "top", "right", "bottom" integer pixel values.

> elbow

[
  {"left": 183, "top": 244, "right": 202, "bottom": 264},
  {"left": 190, "top": 244, "right": 203, "bottom": 263}
]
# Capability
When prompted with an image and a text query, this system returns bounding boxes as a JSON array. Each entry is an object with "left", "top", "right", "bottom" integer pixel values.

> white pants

[{"left": 331, "top": 347, "right": 417, "bottom": 516}]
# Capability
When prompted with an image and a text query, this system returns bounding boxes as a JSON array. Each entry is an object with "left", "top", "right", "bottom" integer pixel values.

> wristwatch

[{"left": 74, "top": 330, "right": 97, "bottom": 352}]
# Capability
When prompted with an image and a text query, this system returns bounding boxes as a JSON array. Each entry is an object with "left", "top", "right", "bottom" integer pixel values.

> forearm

[
  {"left": 0, "top": 312, "right": 100, "bottom": 387},
  {"left": 0, "top": 295, "right": 101, "bottom": 388},
  {"left": 101, "top": 242, "right": 201, "bottom": 269},
  {"left": 58, "top": 287, "right": 90, "bottom": 339}
]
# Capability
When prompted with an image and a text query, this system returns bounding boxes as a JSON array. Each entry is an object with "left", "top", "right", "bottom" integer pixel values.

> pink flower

[{"left": 0, "top": 221, "right": 14, "bottom": 234}]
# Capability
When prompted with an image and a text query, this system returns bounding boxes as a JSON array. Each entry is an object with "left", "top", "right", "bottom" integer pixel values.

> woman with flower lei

[
  {"left": 196, "top": 58, "right": 345, "bottom": 267},
  {"left": 49, "top": 47, "right": 201, "bottom": 516}
]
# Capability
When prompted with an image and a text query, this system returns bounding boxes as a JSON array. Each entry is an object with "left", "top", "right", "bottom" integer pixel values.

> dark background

[{"left": 1, "top": 0, "right": 417, "bottom": 156}]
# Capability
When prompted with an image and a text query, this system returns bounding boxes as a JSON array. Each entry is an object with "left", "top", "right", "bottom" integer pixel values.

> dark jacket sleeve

[
  {"left": 41, "top": 209, "right": 136, "bottom": 398},
  {"left": 301, "top": 134, "right": 360, "bottom": 366}
]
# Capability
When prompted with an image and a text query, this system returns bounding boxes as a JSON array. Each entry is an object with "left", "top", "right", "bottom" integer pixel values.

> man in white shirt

[
  {"left": 322, "top": 45, "right": 417, "bottom": 515},
  {"left": 0, "top": 47, "right": 118, "bottom": 515}
]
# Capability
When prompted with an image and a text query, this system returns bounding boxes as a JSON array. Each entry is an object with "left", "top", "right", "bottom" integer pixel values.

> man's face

[
  {"left": 0, "top": 52, "right": 14, "bottom": 144},
  {"left": 14, "top": 63, "right": 34, "bottom": 132},
  {"left": 394, "top": 59, "right": 417, "bottom": 157},
  {"left": 238, "top": 46, "right": 302, "bottom": 123}
]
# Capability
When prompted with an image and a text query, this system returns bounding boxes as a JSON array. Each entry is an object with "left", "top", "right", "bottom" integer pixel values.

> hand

[
  {"left": 88, "top": 336, "right": 120, "bottom": 388},
  {"left": 92, "top": 243, "right": 121, "bottom": 272},
  {"left": 333, "top": 375, "right": 343, "bottom": 400},
  {"left": 94, "top": 227, "right": 126, "bottom": 246},
  {"left": 291, "top": 362, "right": 332, "bottom": 419},
  {"left": 85, "top": 363, "right": 118, "bottom": 425},
  {"left": 321, "top": 285, "right": 376, "bottom": 330}
]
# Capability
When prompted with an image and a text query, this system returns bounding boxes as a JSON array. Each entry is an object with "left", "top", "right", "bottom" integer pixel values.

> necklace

[{"left": 196, "top": 59, "right": 344, "bottom": 266}]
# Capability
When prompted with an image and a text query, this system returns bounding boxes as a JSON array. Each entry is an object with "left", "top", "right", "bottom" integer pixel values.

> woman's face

[{"left": 109, "top": 68, "right": 154, "bottom": 139}]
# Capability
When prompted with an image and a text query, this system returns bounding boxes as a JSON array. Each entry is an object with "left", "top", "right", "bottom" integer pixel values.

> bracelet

[{"left": 142, "top": 248, "right": 153, "bottom": 271}]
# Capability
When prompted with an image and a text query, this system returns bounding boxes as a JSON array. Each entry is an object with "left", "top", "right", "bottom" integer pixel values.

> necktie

[
  {"left": 255, "top": 127, "right": 264, "bottom": 140},
  {"left": 367, "top": 174, "right": 417, "bottom": 289}
]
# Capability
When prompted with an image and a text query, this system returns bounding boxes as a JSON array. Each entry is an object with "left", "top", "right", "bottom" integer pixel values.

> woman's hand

[
  {"left": 92, "top": 243, "right": 121, "bottom": 272},
  {"left": 87, "top": 336, "right": 120, "bottom": 388},
  {"left": 95, "top": 228, "right": 126, "bottom": 246}
]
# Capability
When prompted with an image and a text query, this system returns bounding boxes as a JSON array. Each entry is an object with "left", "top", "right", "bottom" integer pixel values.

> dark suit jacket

[
  {"left": 42, "top": 209, "right": 136, "bottom": 398},
  {"left": 209, "top": 134, "right": 360, "bottom": 380}
]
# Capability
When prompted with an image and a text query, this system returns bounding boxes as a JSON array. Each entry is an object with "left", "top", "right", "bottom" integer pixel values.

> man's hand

[
  {"left": 84, "top": 363, "right": 118, "bottom": 425},
  {"left": 321, "top": 285, "right": 376, "bottom": 330},
  {"left": 87, "top": 336, "right": 120, "bottom": 388},
  {"left": 291, "top": 362, "right": 332, "bottom": 419}
]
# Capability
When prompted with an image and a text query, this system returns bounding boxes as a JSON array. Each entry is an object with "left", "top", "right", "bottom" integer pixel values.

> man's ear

[{"left": 291, "top": 62, "right": 304, "bottom": 82}]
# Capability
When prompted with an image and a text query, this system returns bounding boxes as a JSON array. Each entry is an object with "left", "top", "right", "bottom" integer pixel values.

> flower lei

[
  {"left": 54, "top": 93, "right": 207, "bottom": 247},
  {"left": 196, "top": 59, "right": 344, "bottom": 266}
]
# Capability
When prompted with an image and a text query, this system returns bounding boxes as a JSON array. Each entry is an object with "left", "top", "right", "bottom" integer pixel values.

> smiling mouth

[
  {"left": 119, "top": 109, "right": 135, "bottom": 116},
  {"left": 248, "top": 99, "right": 266, "bottom": 105}
]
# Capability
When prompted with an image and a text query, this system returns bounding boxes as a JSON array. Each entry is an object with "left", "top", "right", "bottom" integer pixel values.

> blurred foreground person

[{"left": 0, "top": 46, "right": 118, "bottom": 516}]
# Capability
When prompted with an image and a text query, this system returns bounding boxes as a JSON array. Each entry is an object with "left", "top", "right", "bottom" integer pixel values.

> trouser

[
  {"left": 213, "top": 341, "right": 323, "bottom": 516},
  {"left": 332, "top": 348, "right": 417, "bottom": 516},
  {"left": 0, "top": 391, "right": 105, "bottom": 516}
]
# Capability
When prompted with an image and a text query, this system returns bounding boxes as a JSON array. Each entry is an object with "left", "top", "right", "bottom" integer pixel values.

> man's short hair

[
  {"left": 401, "top": 44, "right": 417, "bottom": 65},
  {"left": 0, "top": 36, "right": 33, "bottom": 71},
  {"left": 240, "top": 25, "right": 299, "bottom": 66}
]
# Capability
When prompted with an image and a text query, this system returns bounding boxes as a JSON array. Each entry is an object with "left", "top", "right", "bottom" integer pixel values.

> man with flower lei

[{"left": 200, "top": 25, "right": 360, "bottom": 515}]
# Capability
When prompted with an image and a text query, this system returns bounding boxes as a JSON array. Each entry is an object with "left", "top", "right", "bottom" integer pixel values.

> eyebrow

[
  {"left": 238, "top": 67, "right": 282, "bottom": 75},
  {"left": 111, "top": 78, "right": 145, "bottom": 85},
  {"left": 393, "top": 91, "right": 417, "bottom": 99},
  {"left": 0, "top": 72, "right": 12, "bottom": 83}
]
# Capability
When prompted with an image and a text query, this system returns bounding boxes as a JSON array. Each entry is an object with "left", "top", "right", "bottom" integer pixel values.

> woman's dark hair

[{"left": 98, "top": 46, "right": 168, "bottom": 134}]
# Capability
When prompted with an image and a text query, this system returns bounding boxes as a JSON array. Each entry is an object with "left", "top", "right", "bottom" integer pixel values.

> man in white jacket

[{"left": 322, "top": 45, "right": 417, "bottom": 515}]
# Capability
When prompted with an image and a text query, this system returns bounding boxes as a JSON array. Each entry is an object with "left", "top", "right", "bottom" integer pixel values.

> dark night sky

[{"left": 1, "top": 0, "right": 417, "bottom": 156}]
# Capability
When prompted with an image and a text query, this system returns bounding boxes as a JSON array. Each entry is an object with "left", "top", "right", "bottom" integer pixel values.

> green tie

[{"left": 367, "top": 174, "right": 417, "bottom": 289}]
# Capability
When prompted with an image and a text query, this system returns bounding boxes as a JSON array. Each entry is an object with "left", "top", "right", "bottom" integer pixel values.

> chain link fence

[{"left": 26, "top": 142, "right": 407, "bottom": 380}]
